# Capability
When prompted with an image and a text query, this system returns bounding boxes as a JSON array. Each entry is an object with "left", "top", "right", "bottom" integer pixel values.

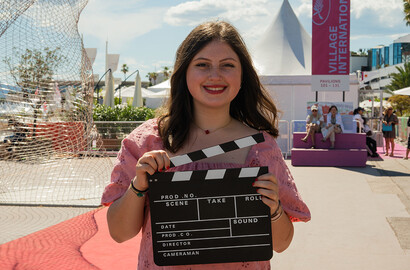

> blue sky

[{"left": 78, "top": 0, "right": 410, "bottom": 82}]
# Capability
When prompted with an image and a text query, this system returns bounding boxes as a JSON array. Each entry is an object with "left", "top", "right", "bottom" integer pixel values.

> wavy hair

[{"left": 158, "top": 21, "right": 279, "bottom": 153}]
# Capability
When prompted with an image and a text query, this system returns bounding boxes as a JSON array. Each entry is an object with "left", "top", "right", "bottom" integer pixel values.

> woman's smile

[{"left": 203, "top": 85, "right": 227, "bottom": 94}]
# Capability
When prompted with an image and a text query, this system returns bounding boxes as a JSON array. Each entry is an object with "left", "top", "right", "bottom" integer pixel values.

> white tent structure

[
  {"left": 394, "top": 87, "right": 410, "bottom": 96},
  {"left": 252, "top": 0, "right": 311, "bottom": 75},
  {"left": 252, "top": 0, "right": 359, "bottom": 132},
  {"left": 114, "top": 80, "right": 170, "bottom": 109},
  {"left": 148, "top": 79, "right": 170, "bottom": 93}
]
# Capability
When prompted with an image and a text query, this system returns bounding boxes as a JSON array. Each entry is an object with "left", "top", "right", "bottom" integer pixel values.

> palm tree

[
  {"left": 120, "top": 64, "right": 129, "bottom": 101},
  {"left": 404, "top": 0, "right": 410, "bottom": 26},
  {"left": 385, "top": 62, "right": 410, "bottom": 94},
  {"left": 146, "top": 72, "right": 158, "bottom": 86},
  {"left": 162, "top": 66, "right": 170, "bottom": 79}
]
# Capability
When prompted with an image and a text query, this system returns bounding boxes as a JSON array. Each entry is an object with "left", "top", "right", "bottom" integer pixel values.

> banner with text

[{"left": 312, "top": 0, "right": 350, "bottom": 91}]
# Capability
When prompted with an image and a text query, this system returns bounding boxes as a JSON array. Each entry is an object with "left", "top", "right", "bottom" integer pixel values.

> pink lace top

[{"left": 101, "top": 119, "right": 311, "bottom": 270}]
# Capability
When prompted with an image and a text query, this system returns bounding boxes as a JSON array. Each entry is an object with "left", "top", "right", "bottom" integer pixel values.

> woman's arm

[
  {"left": 107, "top": 150, "right": 171, "bottom": 243},
  {"left": 107, "top": 182, "right": 147, "bottom": 242},
  {"left": 253, "top": 174, "right": 294, "bottom": 253}
]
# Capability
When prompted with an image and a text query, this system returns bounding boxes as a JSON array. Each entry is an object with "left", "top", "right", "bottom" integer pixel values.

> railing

[
  {"left": 93, "top": 120, "right": 293, "bottom": 158},
  {"left": 94, "top": 121, "right": 144, "bottom": 140},
  {"left": 278, "top": 120, "right": 290, "bottom": 158}
]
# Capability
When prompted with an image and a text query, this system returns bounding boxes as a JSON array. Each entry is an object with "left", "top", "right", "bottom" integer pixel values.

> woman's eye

[
  {"left": 195, "top": 63, "right": 208, "bottom": 68},
  {"left": 223, "top": 63, "right": 235, "bottom": 68}
]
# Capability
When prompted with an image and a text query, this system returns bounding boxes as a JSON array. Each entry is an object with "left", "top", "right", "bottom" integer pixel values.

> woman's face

[
  {"left": 330, "top": 107, "right": 338, "bottom": 115},
  {"left": 387, "top": 108, "right": 393, "bottom": 115},
  {"left": 311, "top": 109, "right": 318, "bottom": 116},
  {"left": 186, "top": 40, "right": 242, "bottom": 111}
]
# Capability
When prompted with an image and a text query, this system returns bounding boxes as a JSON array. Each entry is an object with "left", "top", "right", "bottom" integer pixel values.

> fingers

[
  {"left": 253, "top": 173, "right": 280, "bottom": 214},
  {"left": 136, "top": 150, "right": 170, "bottom": 175}
]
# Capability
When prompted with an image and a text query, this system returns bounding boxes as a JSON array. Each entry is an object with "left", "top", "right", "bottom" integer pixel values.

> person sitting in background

[
  {"left": 301, "top": 104, "right": 323, "bottom": 149},
  {"left": 321, "top": 105, "right": 345, "bottom": 149},
  {"left": 363, "top": 117, "right": 378, "bottom": 158},
  {"left": 353, "top": 107, "right": 365, "bottom": 133}
]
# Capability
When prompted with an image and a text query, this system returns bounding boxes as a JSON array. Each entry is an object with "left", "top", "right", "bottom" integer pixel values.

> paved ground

[
  {"left": 274, "top": 158, "right": 410, "bottom": 269},
  {"left": 0, "top": 156, "right": 409, "bottom": 269}
]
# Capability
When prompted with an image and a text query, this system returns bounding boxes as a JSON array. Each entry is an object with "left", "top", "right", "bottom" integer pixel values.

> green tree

[
  {"left": 404, "top": 0, "right": 410, "bottom": 26},
  {"left": 162, "top": 66, "right": 170, "bottom": 79},
  {"left": 387, "top": 95, "right": 410, "bottom": 116},
  {"left": 121, "top": 63, "right": 129, "bottom": 81},
  {"left": 119, "top": 63, "right": 129, "bottom": 100},
  {"left": 146, "top": 72, "right": 158, "bottom": 86},
  {"left": 385, "top": 62, "right": 410, "bottom": 95},
  {"left": 3, "top": 47, "right": 65, "bottom": 136},
  {"left": 5, "top": 47, "right": 65, "bottom": 92}
]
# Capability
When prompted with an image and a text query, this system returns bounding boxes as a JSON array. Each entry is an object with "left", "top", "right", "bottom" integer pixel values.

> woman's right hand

[{"left": 134, "top": 150, "right": 171, "bottom": 190}]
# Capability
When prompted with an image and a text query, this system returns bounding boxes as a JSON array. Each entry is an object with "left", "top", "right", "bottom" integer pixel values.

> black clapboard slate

[{"left": 148, "top": 166, "right": 273, "bottom": 266}]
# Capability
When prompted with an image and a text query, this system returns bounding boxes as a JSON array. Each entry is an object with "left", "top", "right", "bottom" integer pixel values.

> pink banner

[{"left": 312, "top": 0, "right": 350, "bottom": 75}]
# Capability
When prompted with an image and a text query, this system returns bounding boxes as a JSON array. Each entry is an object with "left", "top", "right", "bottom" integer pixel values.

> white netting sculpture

[{"left": 0, "top": 0, "right": 112, "bottom": 206}]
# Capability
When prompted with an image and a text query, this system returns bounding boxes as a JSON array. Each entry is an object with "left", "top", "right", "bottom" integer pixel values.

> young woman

[
  {"left": 382, "top": 106, "right": 398, "bottom": 157},
  {"left": 301, "top": 104, "right": 323, "bottom": 148},
  {"left": 102, "top": 21, "right": 310, "bottom": 269},
  {"left": 321, "top": 105, "right": 344, "bottom": 149}
]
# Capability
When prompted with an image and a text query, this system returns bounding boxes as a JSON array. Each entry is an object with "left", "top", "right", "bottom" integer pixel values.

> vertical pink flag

[{"left": 312, "top": 0, "right": 350, "bottom": 91}]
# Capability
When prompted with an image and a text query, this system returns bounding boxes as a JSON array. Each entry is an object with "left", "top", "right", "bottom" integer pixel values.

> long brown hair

[{"left": 158, "top": 21, "right": 279, "bottom": 153}]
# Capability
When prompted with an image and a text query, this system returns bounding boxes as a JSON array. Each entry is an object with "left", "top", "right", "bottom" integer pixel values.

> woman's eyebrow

[{"left": 192, "top": 57, "right": 238, "bottom": 62}]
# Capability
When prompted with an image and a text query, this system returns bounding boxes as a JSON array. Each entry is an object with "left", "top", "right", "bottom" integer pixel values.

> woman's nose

[{"left": 208, "top": 67, "right": 222, "bottom": 80}]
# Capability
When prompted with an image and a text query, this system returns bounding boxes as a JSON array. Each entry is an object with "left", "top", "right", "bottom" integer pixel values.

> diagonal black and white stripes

[
  {"left": 169, "top": 133, "right": 265, "bottom": 168},
  {"left": 148, "top": 166, "right": 269, "bottom": 183}
]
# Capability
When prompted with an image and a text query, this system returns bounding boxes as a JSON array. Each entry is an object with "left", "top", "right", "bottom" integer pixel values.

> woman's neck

[{"left": 193, "top": 107, "right": 232, "bottom": 134}]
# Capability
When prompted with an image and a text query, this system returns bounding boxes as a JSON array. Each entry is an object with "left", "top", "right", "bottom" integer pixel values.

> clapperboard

[{"left": 148, "top": 133, "right": 273, "bottom": 266}]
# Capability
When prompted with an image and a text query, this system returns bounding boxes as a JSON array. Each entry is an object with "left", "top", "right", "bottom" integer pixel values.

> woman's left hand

[{"left": 253, "top": 173, "right": 280, "bottom": 215}]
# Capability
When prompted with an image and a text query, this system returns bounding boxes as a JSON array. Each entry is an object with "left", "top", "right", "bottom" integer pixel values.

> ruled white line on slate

[
  {"left": 157, "top": 243, "right": 271, "bottom": 253},
  {"left": 157, "top": 233, "right": 270, "bottom": 243},
  {"left": 154, "top": 215, "right": 268, "bottom": 225}
]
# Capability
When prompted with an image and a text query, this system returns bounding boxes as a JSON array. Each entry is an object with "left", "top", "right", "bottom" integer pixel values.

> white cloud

[
  {"left": 293, "top": 0, "right": 405, "bottom": 28},
  {"left": 164, "top": 0, "right": 270, "bottom": 26},
  {"left": 78, "top": 0, "right": 166, "bottom": 49}
]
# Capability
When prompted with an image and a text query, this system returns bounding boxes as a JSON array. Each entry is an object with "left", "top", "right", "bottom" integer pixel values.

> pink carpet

[
  {"left": 0, "top": 207, "right": 141, "bottom": 270},
  {"left": 374, "top": 142, "right": 408, "bottom": 160}
]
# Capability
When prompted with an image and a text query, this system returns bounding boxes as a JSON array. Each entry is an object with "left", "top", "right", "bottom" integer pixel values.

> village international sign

[{"left": 311, "top": 0, "right": 350, "bottom": 92}]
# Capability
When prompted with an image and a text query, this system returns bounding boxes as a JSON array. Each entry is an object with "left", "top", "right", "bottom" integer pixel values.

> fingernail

[
  {"left": 158, "top": 168, "right": 162, "bottom": 172},
  {"left": 166, "top": 166, "right": 170, "bottom": 170},
  {"left": 255, "top": 178, "right": 258, "bottom": 181},
  {"left": 252, "top": 181, "right": 256, "bottom": 186}
]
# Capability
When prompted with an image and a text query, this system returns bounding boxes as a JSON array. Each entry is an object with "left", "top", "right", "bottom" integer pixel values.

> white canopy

[
  {"left": 115, "top": 86, "right": 149, "bottom": 98},
  {"left": 148, "top": 79, "right": 170, "bottom": 93},
  {"left": 393, "top": 86, "right": 410, "bottom": 96}
]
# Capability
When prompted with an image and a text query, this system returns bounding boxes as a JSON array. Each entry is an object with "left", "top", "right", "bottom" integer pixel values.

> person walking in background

[
  {"left": 404, "top": 116, "right": 410, "bottom": 160},
  {"left": 301, "top": 104, "right": 323, "bottom": 148},
  {"left": 382, "top": 106, "right": 398, "bottom": 157},
  {"left": 321, "top": 105, "right": 344, "bottom": 149},
  {"left": 102, "top": 21, "right": 310, "bottom": 269}
]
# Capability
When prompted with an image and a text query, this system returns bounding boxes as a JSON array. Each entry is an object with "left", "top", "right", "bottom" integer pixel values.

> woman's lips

[{"left": 203, "top": 85, "right": 226, "bottom": 94}]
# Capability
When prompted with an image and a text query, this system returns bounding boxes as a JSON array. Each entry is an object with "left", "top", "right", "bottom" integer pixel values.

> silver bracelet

[
  {"left": 270, "top": 207, "right": 284, "bottom": 222},
  {"left": 270, "top": 200, "right": 283, "bottom": 222}
]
